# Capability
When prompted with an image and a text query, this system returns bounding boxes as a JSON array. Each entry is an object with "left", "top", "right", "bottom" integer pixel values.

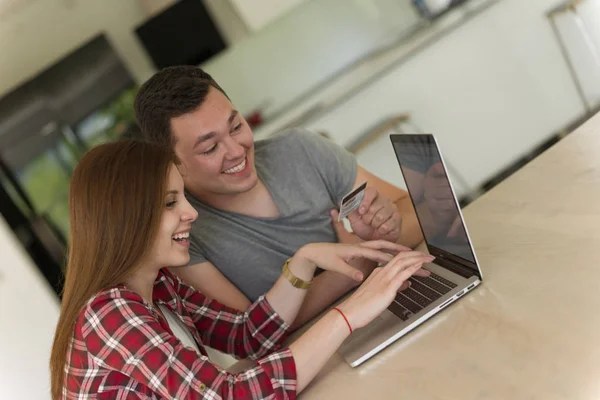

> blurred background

[{"left": 2, "top": 0, "right": 600, "bottom": 397}]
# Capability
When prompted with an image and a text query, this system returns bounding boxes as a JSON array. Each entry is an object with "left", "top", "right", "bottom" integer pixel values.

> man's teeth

[
  {"left": 172, "top": 232, "right": 189, "bottom": 240},
  {"left": 223, "top": 158, "right": 246, "bottom": 174}
]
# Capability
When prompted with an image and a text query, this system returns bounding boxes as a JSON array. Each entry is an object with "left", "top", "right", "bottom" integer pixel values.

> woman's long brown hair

[{"left": 49, "top": 139, "right": 175, "bottom": 399}]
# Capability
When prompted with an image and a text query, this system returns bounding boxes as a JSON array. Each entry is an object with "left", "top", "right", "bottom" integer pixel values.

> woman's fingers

[
  {"left": 398, "top": 280, "right": 411, "bottom": 292},
  {"left": 390, "top": 262, "right": 426, "bottom": 290},
  {"left": 343, "top": 246, "right": 396, "bottom": 265},
  {"left": 330, "top": 258, "right": 365, "bottom": 282},
  {"left": 412, "top": 268, "right": 432, "bottom": 278},
  {"left": 326, "top": 246, "right": 421, "bottom": 283},
  {"left": 383, "top": 253, "right": 434, "bottom": 279},
  {"left": 386, "top": 251, "right": 432, "bottom": 268},
  {"left": 358, "top": 240, "right": 411, "bottom": 254}
]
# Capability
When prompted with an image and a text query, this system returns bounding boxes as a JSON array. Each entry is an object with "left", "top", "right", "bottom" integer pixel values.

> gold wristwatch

[{"left": 282, "top": 258, "right": 313, "bottom": 289}]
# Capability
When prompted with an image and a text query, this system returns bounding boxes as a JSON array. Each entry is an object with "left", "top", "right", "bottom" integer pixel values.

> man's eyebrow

[
  {"left": 191, "top": 110, "right": 239, "bottom": 149},
  {"left": 192, "top": 132, "right": 216, "bottom": 150}
]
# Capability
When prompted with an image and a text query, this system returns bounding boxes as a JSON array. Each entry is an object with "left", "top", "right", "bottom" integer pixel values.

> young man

[{"left": 134, "top": 66, "right": 424, "bottom": 327}]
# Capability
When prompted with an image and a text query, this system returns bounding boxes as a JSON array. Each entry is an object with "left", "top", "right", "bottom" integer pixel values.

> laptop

[{"left": 338, "top": 134, "right": 483, "bottom": 367}]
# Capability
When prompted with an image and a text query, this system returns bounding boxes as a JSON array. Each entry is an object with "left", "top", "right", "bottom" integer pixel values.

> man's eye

[
  {"left": 202, "top": 144, "right": 217, "bottom": 154},
  {"left": 233, "top": 123, "right": 242, "bottom": 132}
]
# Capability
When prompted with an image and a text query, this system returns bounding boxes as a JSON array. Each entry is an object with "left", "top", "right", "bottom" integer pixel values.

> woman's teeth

[
  {"left": 172, "top": 232, "right": 189, "bottom": 241},
  {"left": 223, "top": 158, "right": 246, "bottom": 174}
]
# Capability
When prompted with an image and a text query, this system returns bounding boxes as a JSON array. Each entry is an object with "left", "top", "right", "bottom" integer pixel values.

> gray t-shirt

[{"left": 186, "top": 128, "right": 358, "bottom": 301}]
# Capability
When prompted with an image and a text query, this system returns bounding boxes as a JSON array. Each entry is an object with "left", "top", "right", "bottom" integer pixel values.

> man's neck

[{"left": 191, "top": 179, "right": 279, "bottom": 218}]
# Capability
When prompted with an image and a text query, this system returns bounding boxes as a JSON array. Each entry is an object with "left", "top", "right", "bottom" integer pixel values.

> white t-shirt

[
  {"left": 158, "top": 304, "right": 201, "bottom": 355},
  {"left": 158, "top": 304, "right": 237, "bottom": 369}
]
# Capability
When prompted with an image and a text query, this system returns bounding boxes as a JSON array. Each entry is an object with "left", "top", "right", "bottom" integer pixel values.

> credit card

[{"left": 338, "top": 181, "right": 367, "bottom": 221}]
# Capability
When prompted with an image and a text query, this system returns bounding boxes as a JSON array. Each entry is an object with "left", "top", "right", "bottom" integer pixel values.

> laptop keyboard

[
  {"left": 391, "top": 271, "right": 458, "bottom": 321},
  {"left": 413, "top": 274, "right": 456, "bottom": 295}
]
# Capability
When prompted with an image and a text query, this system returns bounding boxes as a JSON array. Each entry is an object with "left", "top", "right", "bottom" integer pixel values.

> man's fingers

[
  {"left": 330, "top": 210, "right": 345, "bottom": 234},
  {"left": 358, "top": 187, "right": 378, "bottom": 215},
  {"left": 360, "top": 201, "right": 385, "bottom": 225},
  {"left": 330, "top": 209, "right": 340, "bottom": 220},
  {"left": 330, "top": 210, "right": 349, "bottom": 239},
  {"left": 347, "top": 208, "right": 364, "bottom": 225},
  {"left": 370, "top": 206, "right": 393, "bottom": 230},
  {"left": 378, "top": 213, "right": 401, "bottom": 235},
  {"left": 330, "top": 209, "right": 361, "bottom": 244}
]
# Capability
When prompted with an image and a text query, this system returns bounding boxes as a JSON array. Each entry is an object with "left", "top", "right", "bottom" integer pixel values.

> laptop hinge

[{"left": 433, "top": 257, "right": 476, "bottom": 279}]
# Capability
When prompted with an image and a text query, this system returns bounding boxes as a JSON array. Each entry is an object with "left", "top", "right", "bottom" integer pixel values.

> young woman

[{"left": 49, "top": 140, "right": 433, "bottom": 399}]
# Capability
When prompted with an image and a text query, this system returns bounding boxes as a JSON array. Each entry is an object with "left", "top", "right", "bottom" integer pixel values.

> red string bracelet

[{"left": 332, "top": 307, "right": 353, "bottom": 334}]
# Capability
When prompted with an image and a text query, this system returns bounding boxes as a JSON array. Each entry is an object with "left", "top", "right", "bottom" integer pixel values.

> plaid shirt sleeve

[
  {"left": 169, "top": 272, "right": 292, "bottom": 361},
  {"left": 81, "top": 289, "right": 297, "bottom": 399}
]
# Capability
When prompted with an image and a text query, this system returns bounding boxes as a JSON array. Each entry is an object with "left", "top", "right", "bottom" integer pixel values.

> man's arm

[
  {"left": 169, "top": 262, "right": 251, "bottom": 311},
  {"left": 355, "top": 166, "right": 424, "bottom": 248}
]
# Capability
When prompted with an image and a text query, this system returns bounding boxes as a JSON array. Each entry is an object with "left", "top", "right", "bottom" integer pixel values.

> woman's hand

[
  {"left": 286, "top": 249, "right": 433, "bottom": 393},
  {"left": 288, "top": 240, "right": 411, "bottom": 283},
  {"left": 337, "top": 251, "right": 434, "bottom": 330}
]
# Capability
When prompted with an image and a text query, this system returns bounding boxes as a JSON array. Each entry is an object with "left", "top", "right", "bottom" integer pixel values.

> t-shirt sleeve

[
  {"left": 188, "top": 233, "right": 208, "bottom": 266},
  {"left": 292, "top": 128, "right": 358, "bottom": 204}
]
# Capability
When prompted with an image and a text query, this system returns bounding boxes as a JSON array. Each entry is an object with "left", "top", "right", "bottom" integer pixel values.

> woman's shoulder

[
  {"left": 87, "top": 285, "right": 143, "bottom": 306},
  {"left": 76, "top": 285, "right": 152, "bottom": 333}
]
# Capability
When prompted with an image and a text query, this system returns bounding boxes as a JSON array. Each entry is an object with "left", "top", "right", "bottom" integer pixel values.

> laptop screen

[{"left": 391, "top": 135, "right": 476, "bottom": 264}]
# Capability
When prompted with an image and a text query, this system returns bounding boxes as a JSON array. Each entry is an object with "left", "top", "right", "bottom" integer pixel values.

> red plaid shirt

[{"left": 62, "top": 269, "right": 297, "bottom": 399}]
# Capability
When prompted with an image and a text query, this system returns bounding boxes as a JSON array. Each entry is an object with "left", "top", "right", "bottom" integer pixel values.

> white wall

[
  {"left": 229, "top": 0, "right": 308, "bottom": 32},
  {"left": 204, "top": 0, "right": 252, "bottom": 45},
  {"left": 0, "top": 218, "right": 60, "bottom": 399},
  {"left": 0, "top": 0, "right": 417, "bottom": 109},
  {"left": 0, "top": 0, "right": 266, "bottom": 99},
  {"left": 304, "top": 0, "right": 584, "bottom": 193},
  {"left": 201, "top": 0, "right": 420, "bottom": 117},
  {"left": 0, "top": 0, "right": 157, "bottom": 98},
  {"left": 552, "top": 0, "right": 600, "bottom": 108}
]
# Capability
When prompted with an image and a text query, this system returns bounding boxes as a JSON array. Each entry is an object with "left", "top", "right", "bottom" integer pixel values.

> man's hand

[{"left": 344, "top": 187, "right": 402, "bottom": 243}]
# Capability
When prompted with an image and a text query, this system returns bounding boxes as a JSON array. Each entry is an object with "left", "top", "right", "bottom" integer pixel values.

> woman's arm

[
  {"left": 288, "top": 216, "right": 380, "bottom": 329},
  {"left": 175, "top": 242, "right": 400, "bottom": 359},
  {"left": 263, "top": 242, "right": 394, "bottom": 325},
  {"left": 286, "top": 249, "right": 435, "bottom": 392},
  {"left": 165, "top": 246, "right": 431, "bottom": 397},
  {"left": 175, "top": 243, "right": 432, "bottom": 395}
]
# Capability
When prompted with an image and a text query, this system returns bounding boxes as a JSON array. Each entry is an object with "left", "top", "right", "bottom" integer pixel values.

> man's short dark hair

[{"left": 134, "top": 66, "right": 228, "bottom": 147}]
